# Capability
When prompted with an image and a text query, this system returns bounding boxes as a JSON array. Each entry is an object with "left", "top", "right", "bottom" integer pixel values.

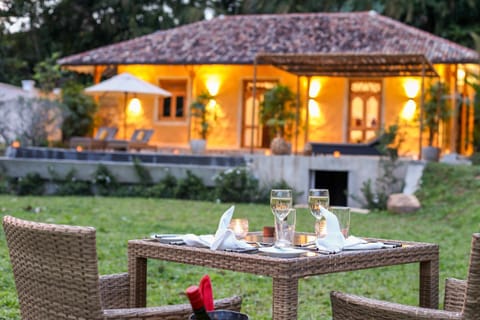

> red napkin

[{"left": 199, "top": 274, "right": 214, "bottom": 311}]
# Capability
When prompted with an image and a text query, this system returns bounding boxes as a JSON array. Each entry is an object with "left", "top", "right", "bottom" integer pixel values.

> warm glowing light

[
  {"left": 403, "top": 79, "right": 420, "bottom": 99},
  {"left": 264, "top": 149, "right": 271, "bottom": 156},
  {"left": 333, "top": 151, "right": 341, "bottom": 158},
  {"left": 76, "top": 146, "right": 83, "bottom": 152},
  {"left": 309, "top": 78, "right": 322, "bottom": 98},
  {"left": 229, "top": 218, "right": 249, "bottom": 239},
  {"left": 457, "top": 68, "right": 466, "bottom": 87},
  {"left": 205, "top": 76, "right": 220, "bottom": 96},
  {"left": 11, "top": 140, "right": 20, "bottom": 148},
  {"left": 401, "top": 99, "right": 416, "bottom": 120},
  {"left": 207, "top": 99, "right": 217, "bottom": 111},
  {"left": 128, "top": 98, "right": 142, "bottom": 116},
  {"left": 173, "top": 149, "right": 179, "bottom": 155},
  {"left": 308, "top": 99, "right": 320, "bottom": 118}
]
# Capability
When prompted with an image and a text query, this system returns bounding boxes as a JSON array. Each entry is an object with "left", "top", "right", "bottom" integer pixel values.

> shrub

[
  {"left": 92, "top": 164, "right": 118, "bottom": 196},
  {"left": 9, "top": 173, "right": 45, "bottom": 195},
  {"left": 175, "top": 170, "right": 210, "bottom": 200},
  {"left": 213, "top": 166, "right": 260, "bottom": 203},
  {"left": 148, "top": 173, "right": 178, "bottom": 198},
  {"left": 57, "top": 169, "right": 91, "bottom": 196}
]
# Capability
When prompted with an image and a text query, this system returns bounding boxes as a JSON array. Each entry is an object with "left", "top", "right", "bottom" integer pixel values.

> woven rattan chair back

[
  {"left": 3, "top": 215, "right": 104, "bottom": 320},
  {"left": 463, "top": 233, "right": 480, "bottom": 318}
]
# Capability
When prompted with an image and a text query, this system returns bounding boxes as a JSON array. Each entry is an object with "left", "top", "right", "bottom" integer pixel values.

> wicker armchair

[
  {"left": 330, "top": 233, "right": 480, "bottom": 320},
  {"left": 2, "top": 216, "right": 242, "bottom": 320}
]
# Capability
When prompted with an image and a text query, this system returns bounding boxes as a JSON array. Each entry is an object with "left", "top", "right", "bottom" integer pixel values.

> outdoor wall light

[
  {"left": 205, "top": 76, "right": 220, "bottom": 96},
  {"left": 401, "top": 99, "right": 416, "bottom": 121},
  {"left": 11, "top": 140, "right": 20, "bottom": 148},
  {"left": 76, "top": 146, "right": 83, "bottom": 152},
  {"left": 457, "top": 67, "right": 466, "bottom": 87},
  {"left": 403, "top": 79, "right": 420, "bottom": 99},
  {"left": 128, "top": 97, "right": 142, "bottom": 116},
  {"left": 309, "top": 78, "right": 322, "bottom": 98},
  {"left": 308, "top": 99, "right": 321, "bottom": 119}
]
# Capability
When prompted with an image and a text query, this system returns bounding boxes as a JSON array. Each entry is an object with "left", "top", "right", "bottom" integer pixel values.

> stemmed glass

[
  {"left": 270, "top": 189, "right": 292, "bottom": 248},
  {"left": 308, "top": 189, "right": 329, "bottom": 238}
]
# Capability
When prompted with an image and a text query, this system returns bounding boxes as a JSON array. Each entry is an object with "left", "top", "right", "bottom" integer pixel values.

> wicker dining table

[{"left": 128, "top": 232, "right": 439, "bottom": 320}]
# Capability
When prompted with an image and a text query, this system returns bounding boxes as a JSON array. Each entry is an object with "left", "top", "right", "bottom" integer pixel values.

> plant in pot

[
  {"left": 421, "top": 81, "right": 451, "bottom": 161},
  {"left": 259, "top": 84, "right": 296, "bottom": 155},
  {"left": 190, "top": 91, "right": 215, "bottom": 154}
]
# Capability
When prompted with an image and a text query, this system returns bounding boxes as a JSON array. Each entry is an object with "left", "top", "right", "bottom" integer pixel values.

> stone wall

[{"left": 0, "top": 147, "right": 410, "bottom": 207}]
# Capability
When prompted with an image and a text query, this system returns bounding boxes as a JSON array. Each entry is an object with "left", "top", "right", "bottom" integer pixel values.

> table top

[{"left": 128, "top": 232, "right": 439, "bottom": 279}]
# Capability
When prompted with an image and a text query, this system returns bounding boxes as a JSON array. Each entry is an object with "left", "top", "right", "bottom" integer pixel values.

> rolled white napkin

[
  {"left": 182, "top": 206, "right": 253, "bottom": 251},
  {"left": 315, "top": 207, "right": 389, "bottom": 252}
]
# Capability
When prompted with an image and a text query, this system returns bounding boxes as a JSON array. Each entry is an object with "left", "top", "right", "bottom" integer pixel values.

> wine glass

[
  {"left": 308, "top": 189, "right": 329, "bottom": 237},
  {"left": 270, "top": 189, "right": 292, "bottom": 247}
]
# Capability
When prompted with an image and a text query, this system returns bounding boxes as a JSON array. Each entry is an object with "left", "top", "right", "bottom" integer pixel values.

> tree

[{"left": 60, "top": 81, "right": 98, "bottom": 142}]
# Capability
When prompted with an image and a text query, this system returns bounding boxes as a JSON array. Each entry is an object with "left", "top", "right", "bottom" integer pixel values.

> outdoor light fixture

[
  {"left": 309, "top": 78, "right": 322, "bottom": 98},
  {"left": 457, "top": 67, "right": 466, "bottom": 87},
  {"left": 403, "top": 79, "right": 420, "bottom": 99},
  {"left": 128, "top": 97, "right": 142, "bottom": 116},
  {"left": 11, "top": 140, "right": 20, "bottom": 148},
  {"left": 76, "top": 146, "right": 83, "bottom": 152},
  {"left": 205, "top": 76, "right": 220, "bottom": 96},
  {"left": 401, "top": 99, "right": 417, "bottom": 121},
  {"left": 308, "top": 99, "right": 321, "bottom": 119}
]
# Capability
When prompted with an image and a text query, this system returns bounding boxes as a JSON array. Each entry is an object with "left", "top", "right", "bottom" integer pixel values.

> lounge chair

[
  {"left": 106, "top": 129, "right": 156, "bottom": 151},
  {"left": 308, "top": 136, "right": 382, "bottom": 156},
  {"left": 2, "top": 215, "right": 243, "bottom": 320},
  {"left": 330, "top": 233, "right": 480, "bottom": 319},
  {"left": 69, "top": 126, "right": 118, "bottom": 150}
]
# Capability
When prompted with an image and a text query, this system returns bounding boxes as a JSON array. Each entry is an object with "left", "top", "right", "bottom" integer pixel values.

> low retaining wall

[{"left": 1, "top": 147, "right": 411, "bottom": 207}]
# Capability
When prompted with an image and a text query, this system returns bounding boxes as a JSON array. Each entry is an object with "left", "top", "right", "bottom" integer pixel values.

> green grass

[{"left": 1, "top": 162, "right": 480, "bottom": 319}]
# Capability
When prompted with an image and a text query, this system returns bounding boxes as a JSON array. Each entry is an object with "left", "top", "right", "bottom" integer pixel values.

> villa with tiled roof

[{"left": 59, "top": 11, "right": 479, "bottom": 157}]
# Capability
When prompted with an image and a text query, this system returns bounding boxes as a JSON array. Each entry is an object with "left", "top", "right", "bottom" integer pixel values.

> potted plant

[
  {"left": 421, "top": 81, "right": 451, "bottom": 161},
  {"left": 190, "top": 91, "right": 215, "bottom": 154},
  {"left": 259, "top": 84, "right": 296, "bottom": 154}
]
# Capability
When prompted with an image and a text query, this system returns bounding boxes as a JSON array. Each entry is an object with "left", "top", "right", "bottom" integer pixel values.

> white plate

[{"left": 259, "top": 246, "right": 308, "bottom": 258}]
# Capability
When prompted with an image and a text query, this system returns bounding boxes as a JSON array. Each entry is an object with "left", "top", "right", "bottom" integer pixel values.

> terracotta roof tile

[{"left": 58, "top": 11, "right": 479, "bottom": 66}]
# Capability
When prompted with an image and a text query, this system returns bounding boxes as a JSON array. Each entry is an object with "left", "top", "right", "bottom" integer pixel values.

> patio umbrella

[{"left": 85, "top": 72, "right": 171, "bottom": 138}]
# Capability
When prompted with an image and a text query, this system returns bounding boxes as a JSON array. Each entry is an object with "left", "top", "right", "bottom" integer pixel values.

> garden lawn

[{"left": 0, "top": 163, "right": 479, "bottom": 319}]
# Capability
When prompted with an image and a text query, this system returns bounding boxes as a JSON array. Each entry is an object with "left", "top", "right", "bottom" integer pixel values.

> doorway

[
  {"left": 242, "top": 80, "right": 277, "bottom": 148},
  {"left": 313, "top": 170, "right": 349, "bottom": 206}
]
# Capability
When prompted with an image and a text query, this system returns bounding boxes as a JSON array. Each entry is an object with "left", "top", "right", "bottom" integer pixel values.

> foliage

[
  {"left": 33, "top": 52, "right": 63, "bottom": 93},
  {"left": 91, "top": 164, "right": 118, "bottom": 196},
  {"left": 465, "top": 71, "right": 480, "bottom": 152},
  {"left": 148, "top": 174, "right": 178, "bottom": 198},
  {"left": 8, "top": 172, "right": 44, "bottom": 196},
  {"left": 48, "top": 167, "right": 91, "bottom": 196},
  {"left": 422, "top": 81, "right": 452, "bottom": 147},
  {"left": 213, "top": 166, "right": 260, "bottom": 203},
  {"left": 259, "top": 84, "right": 296, "bottom": 138},
  {"left": 174, "top": 170, "right": 211, "bottom": 200},
  {"left": 60, "top": 81, "right": 98, "bottom": 141},
  {"left": 190, "top": 91, "right": 215, "bottom": 140},
  {"left": 353, "top": 125, "right": 405, "bottom": 210},
  {"left": 133, "top": 158, "right": 153, "bottom": 185},
  {"left": 1, "top": 163, "right": 479, "bottom": 319}
]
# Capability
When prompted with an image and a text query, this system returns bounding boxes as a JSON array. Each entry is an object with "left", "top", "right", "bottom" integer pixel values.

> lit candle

[{"left": 229, "top": 218, "right": 249, "bottom": 239}]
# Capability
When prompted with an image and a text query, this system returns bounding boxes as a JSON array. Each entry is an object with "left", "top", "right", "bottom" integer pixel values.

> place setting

[{"left": 151, "top": 188, "right": 402, "bottom": 258}]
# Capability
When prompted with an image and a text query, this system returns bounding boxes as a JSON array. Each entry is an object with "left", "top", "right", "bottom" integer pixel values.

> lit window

[{"left": 158, "top": 79, "right": 187, "bottom": 120}]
